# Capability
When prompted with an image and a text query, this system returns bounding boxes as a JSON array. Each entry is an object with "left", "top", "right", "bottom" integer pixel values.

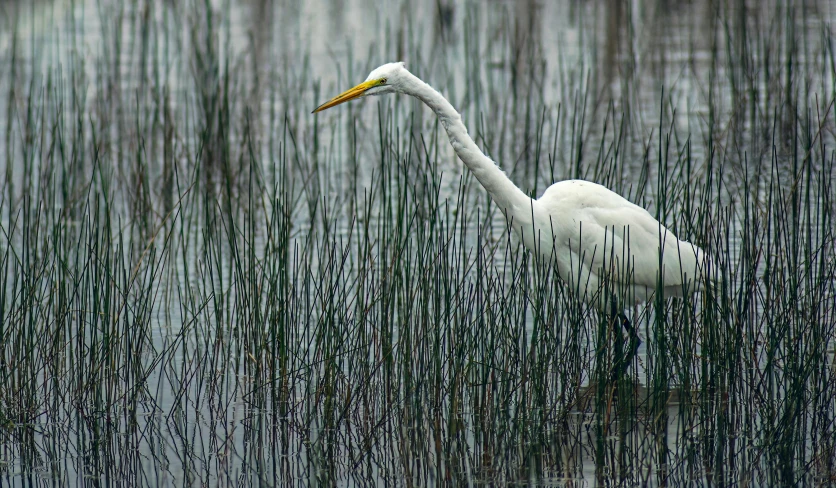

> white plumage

[{"left": 314, "top": 62, "right": 717, "bottom": 309}]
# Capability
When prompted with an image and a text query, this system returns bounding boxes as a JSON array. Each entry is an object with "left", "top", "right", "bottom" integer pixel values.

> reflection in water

[
  {"left": 602, "top": 0, "right": 624, "bottom": 90},
  {"left": 0, "top": 0, "right": 835, "bottom": 485}
]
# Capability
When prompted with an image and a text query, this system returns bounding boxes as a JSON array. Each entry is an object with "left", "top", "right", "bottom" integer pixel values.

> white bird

[{"left": 313, "top": 63, "right": 717, "bottom": 343}]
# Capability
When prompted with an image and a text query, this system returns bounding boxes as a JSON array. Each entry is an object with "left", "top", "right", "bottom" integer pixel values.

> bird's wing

[
  {"left": 540, "top": 199, "right": 707, "bottom": 290},
  {"left": 581, "top": 205, "right": 707, "bottom": 287},
  {"left": 537, "top": 180, "right": 714, "bottom": 292}
]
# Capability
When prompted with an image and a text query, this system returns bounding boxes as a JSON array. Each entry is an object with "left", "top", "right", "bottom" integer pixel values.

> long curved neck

[{"left": 403, "top": 72, "right": 532, "bottom": 219}]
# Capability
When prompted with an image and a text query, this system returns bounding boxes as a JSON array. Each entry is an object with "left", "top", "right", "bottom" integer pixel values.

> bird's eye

[{"left": 380, "top": 78, "right": 387, "bottom": 85}]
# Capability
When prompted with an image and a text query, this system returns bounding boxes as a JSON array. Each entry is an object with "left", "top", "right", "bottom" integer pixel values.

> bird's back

[{"left": 528, "top": 180, "right": 716, "bottom": 305}]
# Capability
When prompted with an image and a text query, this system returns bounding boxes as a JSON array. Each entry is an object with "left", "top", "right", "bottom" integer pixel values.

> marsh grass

[{"left": 0, "top": 0, "right": 835, "bottom": 485}]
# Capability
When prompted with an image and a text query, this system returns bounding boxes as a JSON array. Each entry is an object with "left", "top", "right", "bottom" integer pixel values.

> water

[{"left": 1, "top": 0, "right": 835, "bottom": 485}]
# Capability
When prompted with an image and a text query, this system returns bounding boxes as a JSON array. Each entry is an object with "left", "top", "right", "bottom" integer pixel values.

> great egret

[{"left": 314, "top": 62, "right": 717, "bottom": 376}]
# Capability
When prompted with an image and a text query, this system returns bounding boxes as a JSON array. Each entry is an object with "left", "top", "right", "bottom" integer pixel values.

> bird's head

[{"left": 313, "top": 62, "right": 408, "bottom": 113}]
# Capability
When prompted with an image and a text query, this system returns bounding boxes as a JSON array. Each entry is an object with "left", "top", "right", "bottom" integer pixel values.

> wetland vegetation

[{"left": 0, "top": 0, "right": 835, "bottom": 485}]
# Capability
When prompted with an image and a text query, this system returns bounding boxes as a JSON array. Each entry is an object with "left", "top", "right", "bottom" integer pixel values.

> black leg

[
  {"left": 618, "top": 312, "right": 641, "bottom": 359},
  {"left": 609, "top": 299, "right": 642, "bottom": 382}
]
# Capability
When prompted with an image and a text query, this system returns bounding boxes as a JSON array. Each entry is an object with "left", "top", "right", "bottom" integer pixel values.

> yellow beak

[{"left": 312, "top": 79, "right": 379, "bottom": 113}]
